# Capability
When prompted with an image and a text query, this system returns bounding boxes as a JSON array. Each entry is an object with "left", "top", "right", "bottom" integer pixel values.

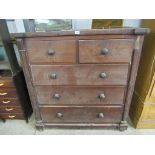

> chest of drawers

[
  {"left": 14, "top": 28, "right": 149, "bottom": 131},
  {"left": 0, "top": 70, "right": 32, "bottom": 121}
]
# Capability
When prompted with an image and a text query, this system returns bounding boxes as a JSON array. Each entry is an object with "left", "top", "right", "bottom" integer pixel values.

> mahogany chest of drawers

[{"left": 14, "top": 28, "right": 148, "bottom": 131}]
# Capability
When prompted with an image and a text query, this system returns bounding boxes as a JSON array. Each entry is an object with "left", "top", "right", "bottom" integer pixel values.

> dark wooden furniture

[
  {"left": 0, "top": 19, "right": 32, "bottom": 122},
  {"left": 0, "top": 70, "right": 32, "bottom": 121},
  {"left": 14, "top": 28, "right": 149, "bottom": 130}
]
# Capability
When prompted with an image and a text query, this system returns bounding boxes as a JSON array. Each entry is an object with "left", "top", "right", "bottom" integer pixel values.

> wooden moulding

[
  {"left": 122, "top": 35, "right": 144, "bottom": 123},
  {"left": 16, "top": 39, "right": 42, "bottom": 125},
  {"left": 11, "top": 28, "right": 150, "bottom": 38}
]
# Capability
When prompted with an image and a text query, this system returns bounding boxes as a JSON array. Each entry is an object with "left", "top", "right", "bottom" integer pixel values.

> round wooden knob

[
  {"left": 47, "top": 49, "right": 55, "bottom": 55},
  {"left": 98, "top": 113, "right": 104, "bottom": 118},
  {"left": 98, "top": 93, "right": 106, "bottom": 99},
  {"left": 53, "top": 93, "right": 61, "bottom": 99},
  {"left": 101, "top": 48, "right": 109, "bottom": 55},
  {"left": 99, "top": 72, "right": 107, "bottom": 79},
  {"left": 49, "top": 73, "right": 57, "bottom": 79},
  {"left": 56, "top": 112, "right": 63, "bottom": 118}
]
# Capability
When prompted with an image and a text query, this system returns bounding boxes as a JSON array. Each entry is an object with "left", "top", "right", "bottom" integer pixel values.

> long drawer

[
  {"left": 79, "top": 39, "right": 134, "bottom": 63},
  {"left": 26, "top": 40, "right": 77, "bottom": 64},
  {"left": 0, "top": 106, "right": 22, "bottom": 113},
  {"left": 35, "top": 86, "right": 126, "bottom": 105},
  {"left": 0, "top": 113, "right": 24, "bottom": 119},
  {"left": 0, "top": 79, "right": 14, "bottom": 88},
  {"left": 0, "top": 88, "right": 17, "bottom": 98},
  {"left": 40, "top": 106, "right": 123, "bottom": 123},
  {"left": 31, "top": 64, "right": 129, "bottom": 86},
  {"left": 0, "top": 98, "right": 20, "bottom": 106}
]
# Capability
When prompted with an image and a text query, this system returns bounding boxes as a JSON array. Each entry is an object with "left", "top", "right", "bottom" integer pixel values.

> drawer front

[
  {"left": 31, "top": 64, "right": 129, "bottom": 86},
  {"left": 0, "top": 99, "right": 20, "bottom": 106},
  {"left": 26, "top": 40, "right": 76, "bottom": 64},
  {"left": 36, "top": 86, "right": 125, "bottom": 105},
  {"left": 40, "top": 106, "right": 123, "bottom": 123},
  {"left": 0, "top": 106, "right": 22, "bottom": 113},
  {"left": 79, "top": 39, "right": 134, "bottom": 63},
  {"left": 0, "top": 80, "right": 14, "bottom": 88},
  {"left": 0, "top": 113, "right": 24, "bottom": 119},
  {"left": 0, "top": 89, "right": 17, "bottom": 99}
]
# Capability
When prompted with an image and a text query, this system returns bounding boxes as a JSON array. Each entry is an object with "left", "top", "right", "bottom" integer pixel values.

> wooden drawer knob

[
  {"left": 98, "top": 93, "right": 106, "bottom": 99},
  {"left": 49, "top": 73, "right": 57, "bottom": 79},
  {"left": 98, "top": 113, "right": 104, "bottom": 118},
  {"left": 101, "top": 48, "right": 109, "bottom": 55},
  {"left": 47, "top": 49, "right": 55, "bottom": 55},
  {"left": 53, "top": 93, "right": 61, "bottom": 99},
  {"left": 56, "top": 112, "right": 63, "bottom": 118},
  {"left": 99, "top": 72, "right": 107, "bottom": 79}
]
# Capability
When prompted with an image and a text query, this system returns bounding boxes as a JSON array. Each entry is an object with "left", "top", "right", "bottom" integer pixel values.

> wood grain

[
  {"left": 31, "top": 64, "right": 129, "bottom": 86},
  {"left": 14, "top": 28, "right": 147, "bottom": 130},
  {"left": 0, "top": 106, "right": 22, "bottom": 113},
  {"left": 0, "top": 113, "right": 24, "bottom": 119},
  {"left": 0, "top": 98, "right": 20, "bottom": 106},
  {"left": 79, "top": 39, "right": 134, "bottom": 63},
  {"left": 0, "top": 88, "right": 17, "bottom": 99},
  {"left": 0, "top": 79, "right": 14, "bottom": 88},
  {"left": 11, "top": 28, "right": 149, "bottom": 38},
  {"left": 40, "top": 106, "right": 123, "bottom": 123},
  {"left": 26, "top": 40, "right": 77, "bottom": 64},
  {"left": 35, "top": 86, "right": 126, "bottom": 105}
]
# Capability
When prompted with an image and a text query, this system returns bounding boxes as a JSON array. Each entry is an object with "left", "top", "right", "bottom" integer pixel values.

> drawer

[
  {"left": 26, "top": 40, "right": 76, "bottom": 64},
  {"left": 0, "top": 106, "right": 22, "bottom": 113},
  {"left": 40, "top": 106, "right": 123, "bottom": 123},
  {"left": 0, "top": 89, "right": 17, "bottom": 99},
  {"left": 0, "top": 113, "right": 24, "bottom": 119},
  {"left": 31, "top": 64, "right": 129, "bottom": 86},
  {"left": 0, "top": 99, "right": 20, "bottom": 106},
  {"left": 36, "top": 86, "right": 126, "bottom": 105},
  {"left": 79, "top": 39, "right": 134, "bottom": 63},
  {"left": 0, "top": 80, "right": 14, "bottom": 88}
]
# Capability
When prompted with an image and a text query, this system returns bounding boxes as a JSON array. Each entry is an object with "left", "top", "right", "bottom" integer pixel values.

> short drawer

[
  {"left": 0, "top": 113, "right": 24, "bottom": 119},
  {"left": 0, "top": 89, "right": 17, "bottom": 99},
  {"left": 36, "top": 86, "right": 126, "bottom": 105},
  {"left": 0, "top": 80, "right": 14, "bottom": 88},
  {"left": 40, "top": 106, "right": 123, "bottom": 123},
  {"left": 0, "top": 99, "right": 20, "bottom": 106},
  {"left": 79, "top": 39, "right": 134, "bottom": 63},
  {"left": 0, "top": 106, "right": 22, "bottom": 113},
  {"left": 26, "top": 40, "right": 76, "bottom": 64},
  {"left": 31, "top": 64, "right": 129, "bottom": 86}
]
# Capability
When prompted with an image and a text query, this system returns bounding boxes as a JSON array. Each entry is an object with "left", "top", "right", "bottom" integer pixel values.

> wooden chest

[{"left": 14, "top": 28, "right": 148, "bottom": 131}]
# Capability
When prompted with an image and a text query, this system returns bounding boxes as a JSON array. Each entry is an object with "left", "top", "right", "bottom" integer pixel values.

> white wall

[
  {"left": 7, "top": 19, "right": 25, "bottom": 33},
  {"left": 72, "top": 19, "right": 92, "bottom": 29},
  {"left": 123, "top": 19, "right": 142, "bottom": 28}
]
